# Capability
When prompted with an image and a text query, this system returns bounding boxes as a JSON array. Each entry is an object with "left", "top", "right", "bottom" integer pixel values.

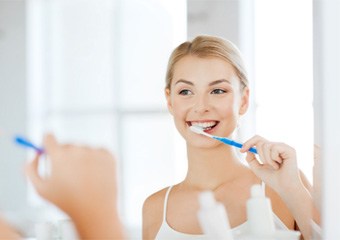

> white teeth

[{"left": 191, "top": 121, "right": 217, "bottom": 129}]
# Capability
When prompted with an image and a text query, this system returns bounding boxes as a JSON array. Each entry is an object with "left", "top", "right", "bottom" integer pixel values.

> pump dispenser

[
  {"left": 246, "top": 184, "right": 275, "bottom": 237},
  {"left": 197, "top": 191, "right": 234, "bottom": 240}
]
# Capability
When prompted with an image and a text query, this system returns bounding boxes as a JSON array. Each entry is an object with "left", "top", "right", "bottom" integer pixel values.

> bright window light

[
  {"left": 27, "top": 0, "right": 187, "bottom": 238},
  {"left": 254, "top": 0, "right": 313, "bottom": 180}
]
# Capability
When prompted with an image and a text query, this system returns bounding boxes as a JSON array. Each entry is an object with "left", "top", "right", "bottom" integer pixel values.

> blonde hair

[{"left": 165, "top": 35, "right": 248, "bottom": 90}]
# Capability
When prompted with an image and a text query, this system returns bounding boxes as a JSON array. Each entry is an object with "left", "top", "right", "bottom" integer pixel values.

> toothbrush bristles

[
  {"left": 189, "top": 126, "right": 212, "bottom": 138},
  {"left": 189, "top": 125, "right": 204, "bottom": 134}
]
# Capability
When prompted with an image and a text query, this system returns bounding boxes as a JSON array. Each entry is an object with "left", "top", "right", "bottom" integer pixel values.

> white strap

[{"left": 162, "top": 186, "right": 173, "bottom": 222}]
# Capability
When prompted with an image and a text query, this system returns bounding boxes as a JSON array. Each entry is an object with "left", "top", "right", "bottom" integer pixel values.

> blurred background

[{"left": 0, "top": 0, "right": 339, "bottom": 239}]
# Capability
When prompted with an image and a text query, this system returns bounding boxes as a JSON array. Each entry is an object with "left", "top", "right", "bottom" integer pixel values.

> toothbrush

[
  {"left": 14, "top": 135, "right": 44, "bottom": 153},
  {"left": 190, "top": 125, "right": 258, "bottom": 154}
]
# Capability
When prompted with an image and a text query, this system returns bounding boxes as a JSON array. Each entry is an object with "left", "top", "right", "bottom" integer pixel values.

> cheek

[
  {"left": 171, "top": 98, "right": 189, "bottom": 117},
  {"left": 170, "top": 99, "right": 190, "bottom": 137},
  {"left": 216, "top": 98, "right": 241, "bottom": 123},
  {"left": 218, "top": 103, "right": 239, "bottom": 133},
  {"left": 216, "top": 99, "right": 235, "bottom": 116}
]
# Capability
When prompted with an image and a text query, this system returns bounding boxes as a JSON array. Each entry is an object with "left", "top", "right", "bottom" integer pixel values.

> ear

[
  {"left": 239, "top": 87, "right": 249, "bottom": 115},
  {"left": 165, "top": 88, "right": 174, "bottom": 115}
]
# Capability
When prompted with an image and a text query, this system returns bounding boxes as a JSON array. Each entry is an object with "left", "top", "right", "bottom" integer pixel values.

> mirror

[{"left": 1, "top": 0, "right": 331, "bottom": 238}]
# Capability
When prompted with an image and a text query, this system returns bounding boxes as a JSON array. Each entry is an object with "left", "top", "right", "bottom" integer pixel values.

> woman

[{"left": 142, "top": 35, "right": 319, "bottom": 239}]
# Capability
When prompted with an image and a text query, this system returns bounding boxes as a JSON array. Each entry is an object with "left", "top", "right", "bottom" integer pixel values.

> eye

[
  {"left": 211, "top": 89, "right": 226, "bottom": 94},
  {"left": 178, "top": 89, "right": 193, "bottom": 95}
]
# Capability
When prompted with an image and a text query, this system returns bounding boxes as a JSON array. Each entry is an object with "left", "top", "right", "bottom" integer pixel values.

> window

[
  {"left": 27, "top": 0, "right": 187, "bottom": 237},
  {"left": 254, "top": 0, "right": 313, "bottom": 180}
]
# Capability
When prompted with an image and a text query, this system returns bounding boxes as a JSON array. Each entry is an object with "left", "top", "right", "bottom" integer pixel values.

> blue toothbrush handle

[
  {"left": 246, "top": 145, "right": 258, "bottom": 154},
  {"left": 215, "top": 137, "right": 258, "bottom": 154},
  {"left": 14, "top": 136, "right": 44, "bottom": 153},
  {"left": 230, "top": 141, "right": 258, "bottom": 154}
]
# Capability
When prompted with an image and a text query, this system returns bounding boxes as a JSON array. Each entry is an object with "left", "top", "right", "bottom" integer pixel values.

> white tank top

[{"left": 155, "top": 184, "right": 288, "bottom": 240}]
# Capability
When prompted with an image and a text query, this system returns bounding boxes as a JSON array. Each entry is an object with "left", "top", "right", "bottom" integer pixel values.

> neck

[{"left": 183, "top": 144, "right": 247, "bottom": 190}]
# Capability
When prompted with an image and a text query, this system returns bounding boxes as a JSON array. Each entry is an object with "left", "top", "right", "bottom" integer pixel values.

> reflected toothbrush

[
  {"left": 14, "top": 135, "right": 50, "bottom": 178},
  {"left": 14, "top": 135, "right": 44, "bottom": 153},
  {"left": 189, "top": 125, "right": 258, "bottom": 154}
]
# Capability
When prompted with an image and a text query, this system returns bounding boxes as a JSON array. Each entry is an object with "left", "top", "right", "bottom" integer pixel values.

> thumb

[
  {"left": 245, "top": 152, "right": 262, "bottom": 171},
  {"left": 25, "top": 154, "right": 45, "bottom": 196}
]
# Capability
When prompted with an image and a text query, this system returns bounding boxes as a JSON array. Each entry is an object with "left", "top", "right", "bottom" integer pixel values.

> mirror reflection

[{"left": 0, "top": 0, "right": 324, "bottom": 239}]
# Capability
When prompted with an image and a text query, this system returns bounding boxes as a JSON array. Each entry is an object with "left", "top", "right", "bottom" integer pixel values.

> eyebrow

[
  {"left": 208, "top": 79, "right": 231, "bottom": 86},
  {"left": 174, "top": 79, "right": 231, "bottom": 86},
  {"left": 174, "top": 79, "right": 194, "bottom": 86}
]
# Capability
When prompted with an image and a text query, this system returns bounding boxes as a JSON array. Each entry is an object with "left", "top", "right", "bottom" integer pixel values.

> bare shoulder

[
  {"left": 143, "top": 187, "right": 168, "bottom": 217},
  {"left": 266, "top": 186, "right": 295, "bottom": 230},
  {"left": 142, "top": 187, "right": 169, "bottom": 240}
]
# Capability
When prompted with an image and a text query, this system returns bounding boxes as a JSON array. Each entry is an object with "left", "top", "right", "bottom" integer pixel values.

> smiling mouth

[{"left": 188, "top": 121, "right": 219, "bottom": 131}]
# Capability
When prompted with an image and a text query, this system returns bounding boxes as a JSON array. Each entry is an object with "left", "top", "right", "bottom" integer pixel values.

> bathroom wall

[{"left": 0, "top": 0, "right": 28, "bottom": 213}]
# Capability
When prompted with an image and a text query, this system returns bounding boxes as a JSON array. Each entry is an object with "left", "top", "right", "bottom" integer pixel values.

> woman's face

[{"left": 165, "top": 55, "right": 249, "bottom": 148}]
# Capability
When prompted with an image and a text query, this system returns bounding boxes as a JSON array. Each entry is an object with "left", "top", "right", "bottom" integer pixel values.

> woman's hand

[
  {"left": 240, "top": 135, "right": 301, "bottom": 194},
  {"left": 25, "top": 134, "right": 124, "bottom": 239},
  {"left": 25, "top": 134, "right": 118, "bottom": 215},
  {"left": 241, "top": 136, "right": 321, "bottom": 239}
]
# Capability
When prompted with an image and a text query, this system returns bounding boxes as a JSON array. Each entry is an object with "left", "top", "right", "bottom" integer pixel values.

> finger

[
  {"left": 256, "top": 140, "right": 266, "bottom": 165},
  {"left": 25, "top": 154, "right": 45, "bottom": 194},
  {"left": 243, "top": 136, "right": 278, "bottom": 170},
  {"left": 270, "top": 146, "right": 283, "bottom": 164},
  {"left": 263, "top": 142, "right": 272, "bottom": 165},
  {"left": 245, "top": 152, "right": 262, "bottom": 170},
  {"left": 263, "top": 143, "right": 279, "bottom": 170},
  {"left": 275, "top": 143, "right": 297, "bottom": 165},
  {"left": 43, "top": 133, "right": 59, "bottom": 155},
  {"left": 97, "top": 148, "right": 116, "bottom": 162},
  {"left": 241, "top": 135, "right": 266, "bottom": 153}
]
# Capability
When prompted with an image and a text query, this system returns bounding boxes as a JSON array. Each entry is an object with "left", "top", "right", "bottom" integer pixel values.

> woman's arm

[
  {"left": 0, "top": 217, "right": 21, "bottom": 240},
  {"left": 241, "top": 135, "right": 320, "bottom": 240},
  {"left": 25, "top": 134, "right": 125, "bottom": 239}
]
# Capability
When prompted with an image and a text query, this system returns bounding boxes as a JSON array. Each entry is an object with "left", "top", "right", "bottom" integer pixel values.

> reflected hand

[
  {"left": 25, "top": 134, "right": 118, "bottom": 215},
  {"left": 25, "top": 134, "right": 124, "bottom": 239}
]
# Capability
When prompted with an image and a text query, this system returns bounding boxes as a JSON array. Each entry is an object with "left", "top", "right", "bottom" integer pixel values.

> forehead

[{"left": 172, "top": 55, "right": 237, "bottom": 83}]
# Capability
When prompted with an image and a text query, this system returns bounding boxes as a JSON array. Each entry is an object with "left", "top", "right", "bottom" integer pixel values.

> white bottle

[
  {"left": 34, "top": 221, "right": 54, "bottom": 240},
  {"left": 246, "top": 184, "right": 275, "bottom": 237},
  {"left": 197, "top": 191, "right": 234, "bottom": 240},
  {"left": 58, "top": 219, "right": 79, "bottom": 240}
]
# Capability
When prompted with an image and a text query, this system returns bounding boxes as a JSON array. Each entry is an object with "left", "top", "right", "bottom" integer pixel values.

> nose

[{"left": 193, "top": 95, "right": 210, "bottom": 114}]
